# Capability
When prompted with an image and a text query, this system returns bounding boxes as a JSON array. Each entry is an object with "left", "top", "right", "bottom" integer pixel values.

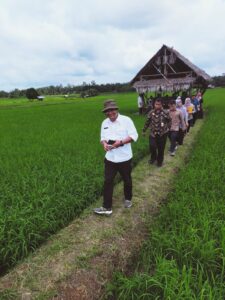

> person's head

[
  {"left": 154, "top": 99, "right": 163, "bottom": 110},
  {"left": 176, "top": 99, "right": 183, "bottom": 108},
  {"left": 169, "top": 100, "right": 176, "bottom": 110},
  {"left": 102, "top": 99, "right": 119, "bottom": 122},
  {"left": 185, "top": 97, "right": 191, "bottom": 106}
]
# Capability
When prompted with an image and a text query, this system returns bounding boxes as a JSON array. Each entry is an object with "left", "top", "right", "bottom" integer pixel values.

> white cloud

[{"left": 0, "top": 0, "right": 225, "bottom": 91}]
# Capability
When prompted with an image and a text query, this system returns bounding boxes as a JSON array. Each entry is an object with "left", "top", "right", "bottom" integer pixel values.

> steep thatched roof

[
  {"left": 169, "top": 47, "right": 211, "bottom": 81},
  {"left": 131, "top": 44, "right": 211, "bottom": 92}
]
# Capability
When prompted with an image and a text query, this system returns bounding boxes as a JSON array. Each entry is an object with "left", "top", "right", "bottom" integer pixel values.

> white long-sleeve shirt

[
  {"left": 177, "top": 105, "right": 188, "bottom": 124},
  {"left": 100, "top": 114, "right": 138, "bottom": 163},
  {"left": 137, "top": 96, "right": 143, "bottom": 108}
]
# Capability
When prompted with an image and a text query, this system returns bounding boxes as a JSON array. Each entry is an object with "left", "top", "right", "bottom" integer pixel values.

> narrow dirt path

[{"left": 0, "top": 120, "right": 203, "bottom": 300}]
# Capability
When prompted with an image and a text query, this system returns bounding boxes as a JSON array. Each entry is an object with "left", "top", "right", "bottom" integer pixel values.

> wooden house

[{"left": 131, "top": 44, "right": 211, "bottom": 96}]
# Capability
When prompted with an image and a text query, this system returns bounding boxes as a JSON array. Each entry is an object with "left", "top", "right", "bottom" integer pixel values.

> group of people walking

[
  {"left": 94, "top": 93, "right": 203, "bottom": 215},
  {"left": 144, "top": 92, "right": 203, "bottom": 161}
]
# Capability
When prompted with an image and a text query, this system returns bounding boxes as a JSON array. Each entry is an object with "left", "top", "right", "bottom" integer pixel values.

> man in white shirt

[{"left": 94, "top": 100, "right": 138, "bottom": 215}]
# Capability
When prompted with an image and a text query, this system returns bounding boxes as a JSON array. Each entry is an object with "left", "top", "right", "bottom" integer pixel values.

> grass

[
  {"left": 0, "top": 93, "right": 131, "bottom": 108},
  {"left": 0, "top": 88, "right": 224, "bottom": 299},
  {"left": 0, "top": 113, "right": 204, "bottom": 299},
  {"left": 0, "top": 95, "right": 79, "bottom": 107},
  {"left": 0, "top": 92, "right": 149, "bottom": 273},
  {"left": 105, "top": 88, "right": 225, "bottom": 299}
]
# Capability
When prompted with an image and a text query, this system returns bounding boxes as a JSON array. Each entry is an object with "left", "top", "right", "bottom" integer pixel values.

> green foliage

[
  {"left": 25, "top": 87, "right": 39, "bottom": 100},
  {"left": 0, "top": 289, "right": 18, "bottom": 299},
  {"left": 212, "top": 75, "right": 225, "bottom": 87},
  {"left": 0, "top": 90, "right": 8, "bottom": 98},
  {"left": 0, "top": 82, "right": 134, "bottom": 98},
  {"left": 0, "top": 92, "right": 148, "bottom": 273},
  {"left": 106, "top": 88, "right": 225, "bottom": 299},
  {"left": 80, "top": 88, "right": 99, "bottom": 98}
]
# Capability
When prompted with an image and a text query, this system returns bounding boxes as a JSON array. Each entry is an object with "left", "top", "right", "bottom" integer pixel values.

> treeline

[
  {"left": 212, "top": 75, "right": 225, "bottom": 87},
  {"left": 0, "top": 81, "right": 134, "bottom": 98},
  {"left": 1, "top": 75, "right": 225, "bottom": 99}
]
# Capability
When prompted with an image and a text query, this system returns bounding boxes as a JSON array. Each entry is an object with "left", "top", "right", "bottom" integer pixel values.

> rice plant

[{"left": 0, "top": 93, "right": 149, "bottom": 273}]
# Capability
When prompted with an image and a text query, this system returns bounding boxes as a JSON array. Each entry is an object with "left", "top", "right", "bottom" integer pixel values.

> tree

[
  {"left": 9, "top": 89, "right": 20, "bottom": 98},
  {"left": 88, "top": 88, "right": 99, "bottom": 96},
  {"left": 26, "top": 88, "right": 39, "bottom": 101},
  {"left": 80, "top": 91, "right": 86, "bottom": 98},
  {"left": 0, "top": 90, "right": 9, "bottom": 98},
  {"left": 80, "top": 88, "right": 99, "bottom": 98},
  {"left": 212, "top": 75, "right": 225, "bottom": 87}
]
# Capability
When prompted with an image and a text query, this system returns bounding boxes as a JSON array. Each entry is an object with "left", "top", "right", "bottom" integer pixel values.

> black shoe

[{"left": 157, "top": 162, "right": 163, "bottom": 167}]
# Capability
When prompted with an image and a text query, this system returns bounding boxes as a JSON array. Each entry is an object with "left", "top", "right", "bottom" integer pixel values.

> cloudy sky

[{"left": 0, "top": 0, "right": 225, "bottom": 91}]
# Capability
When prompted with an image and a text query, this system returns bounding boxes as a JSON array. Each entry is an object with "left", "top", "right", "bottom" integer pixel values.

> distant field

[
  {"left": 107, "top": 88, "right": 225, "bottom": 299},
  {"left": 0, "top": 92, "right": 149, "bottom": 272},
  {"left": 0, "top": 93, "right": 120, "bottom": 107},
  {"left": 0, "top": 94, "right": 82, "bottom": 107}
]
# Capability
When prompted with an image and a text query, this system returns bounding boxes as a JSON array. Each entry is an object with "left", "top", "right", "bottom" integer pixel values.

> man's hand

[
  {"left": 102, "top": 141, "right": 112, "bottom": 151},
  {"left": 112, "top": 140, "right": 122, "bottom": 148}
]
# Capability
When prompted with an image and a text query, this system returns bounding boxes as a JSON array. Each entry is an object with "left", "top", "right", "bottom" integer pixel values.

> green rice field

[
  {"left": 0, "top": 92, "right": 149, "bottom": 273},
  {"left": 106, "top": 88, "right": 225, "bottom": 299}
]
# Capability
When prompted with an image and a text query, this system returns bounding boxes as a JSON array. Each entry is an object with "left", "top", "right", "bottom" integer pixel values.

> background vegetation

[
  {"left": 0, "top": 74, "right": 224, "bottom": 99},
  {"left": 0, "top": 81, "right": 133, "bottom": 99}
]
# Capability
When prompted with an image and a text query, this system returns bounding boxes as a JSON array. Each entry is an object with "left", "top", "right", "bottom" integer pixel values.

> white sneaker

[
  {"left": 94, "top": 207, "right": 112, "bottom": 215},
  {"left": 170, "top": 152, "right": 175, "bottom": 156},
  {"left": 124, "top": 200, "right": 132, "bottom": 208}
]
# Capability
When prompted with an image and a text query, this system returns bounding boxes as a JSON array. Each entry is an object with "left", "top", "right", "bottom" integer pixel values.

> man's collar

[
  {"left": 116, "top": 113, "right": 121, "bottom": 121},
  {"left": 107, "top": 113, "right": 120, "bottom": 123}
]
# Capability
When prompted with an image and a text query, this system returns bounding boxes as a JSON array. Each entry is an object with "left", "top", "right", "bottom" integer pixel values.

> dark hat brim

[{"left": 102, "top": 106, "right": 119, "bottom": 112}]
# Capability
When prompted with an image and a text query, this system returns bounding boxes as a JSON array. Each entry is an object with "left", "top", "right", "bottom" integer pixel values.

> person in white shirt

[
  {"left": 137, "top": 94, "right": 144, "bottom": 115},
  {"left": 175, "top": 95, "right": 182, "bottom": 105},
  {"left": 94, "top": 100, "right": 138, "bottom": 215},
  {"left": 176, "top": 99, "right": 188, "bottom": 145}
]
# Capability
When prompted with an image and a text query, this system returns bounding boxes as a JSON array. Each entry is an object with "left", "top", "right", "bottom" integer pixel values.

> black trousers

[
  {"left": 103, "top": 159, "right": 132, "bottom": 209},
  {"left": 193, "top": 112, "right": 197, "bottom": 125},
  {"left": 187, "top": 119, "right": 194, "bottom": 132},
  {"left": 139, "top": 107, "right": 143, "bottom": 115},
  {"left": 176, "top": 128, "right": 185, "bottom": 145},
  {"left": 168, "top": 131, "right": 179, "bottom": 152},
  {"left": 149, "top": 133, "right": 167, "bottom": 164}
]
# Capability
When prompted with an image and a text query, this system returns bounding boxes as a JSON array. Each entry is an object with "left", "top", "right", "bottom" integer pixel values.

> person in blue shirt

[{"left": 191, "top": 95, "right": 200, "bottom": 125}]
